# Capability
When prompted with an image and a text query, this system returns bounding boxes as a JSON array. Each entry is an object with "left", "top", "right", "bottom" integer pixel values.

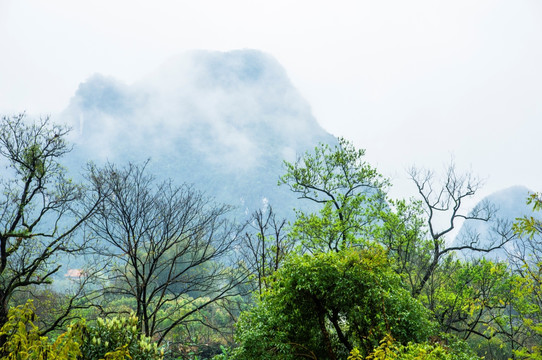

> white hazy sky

[{"left": 1, "top": 0, "right": 541, "bottom": 202}]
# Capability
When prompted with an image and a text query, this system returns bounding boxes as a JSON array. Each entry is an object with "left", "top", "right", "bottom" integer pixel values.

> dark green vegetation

[
  {"left": 1, "top": 113, "right": 542, "bottom": 360},
  {"left": 232, "top": 248, "right": 434, "bottom": 359}
]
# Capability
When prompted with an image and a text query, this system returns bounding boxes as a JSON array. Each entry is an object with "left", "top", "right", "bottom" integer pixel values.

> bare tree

[
  {"left": 0, "top": 114, "right": 104, "bottom": 342},
  {"left": 241, "top": 206, "right": 292, "bottom": 296},
  {"left": 86, "top": 161, "right": 248, "bottom": 344},
  {"left": 11, "top": 261, "right": 107, "bottom": 335},
  {"left": 409, "top": 164, "right": 515, "bottom": 297}
]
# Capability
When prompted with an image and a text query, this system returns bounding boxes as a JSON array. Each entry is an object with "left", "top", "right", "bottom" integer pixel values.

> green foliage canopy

[
  {"left": 0, "top": 300, "right": 82, "bottom": 359},
  {"left": 0, "top": 300, "right": 164, "bottom": 360},
  {"left": 279, "top": 138, "right": 389, "bottom": 253},
  {"left": 233, "top": 247, "right": 434, "bottom": 360}
]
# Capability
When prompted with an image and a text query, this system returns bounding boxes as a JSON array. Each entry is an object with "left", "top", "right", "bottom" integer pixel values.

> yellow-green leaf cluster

[{"left": 0, "top": 300, "right": 82, "bottom": 360}]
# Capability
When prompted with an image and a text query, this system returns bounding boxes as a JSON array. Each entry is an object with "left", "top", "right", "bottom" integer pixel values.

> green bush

[
  {"left": 232, "top": 247, "right": 435, "bottom": 359},
  {"left": 0, "top": 300, "right": 82, "bottom": 360},
  {"left": 79, "top": 314, "right": 163, "bottom": 360},
  {"left": 0, "top": 300, "right": 164, "bottom": 360},
  {"left": 361, "top": 334, "right": 481, "bottom": 360}
]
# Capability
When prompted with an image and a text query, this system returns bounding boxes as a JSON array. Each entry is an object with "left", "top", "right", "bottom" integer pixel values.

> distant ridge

[{"left": 454, "top": 185, "right": 535, "bottom": 259}]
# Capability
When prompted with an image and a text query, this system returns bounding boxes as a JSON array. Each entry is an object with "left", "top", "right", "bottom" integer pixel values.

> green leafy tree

[
  {"left": 509, "top": 192, "right": 542, "bottom": 359},
  {"left": 373, "top": 198, "right": 431, "bottom": 294},
  {"left": 514, "top": 192, "right": 542, "bottom": 239},
  {"left": 430, "top": 259, "right": 514, "bottom": 343},
  {"left": 279, "top": 137, "right": 517, "bottom": 359},
  {"left": 233, "top": 247, "right": 434, "bottom": 360},
  {"left": 279, "top": 138, "right": 389, "bottom": 253}
]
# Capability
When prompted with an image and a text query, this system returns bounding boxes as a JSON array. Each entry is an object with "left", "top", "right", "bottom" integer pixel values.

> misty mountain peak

[
  {"left": 60, "top": 50, "right": 335, "bottom": 214},
  {"left": 63, "top": 49, "right": 332, "bottom": 168},
  {"left": 73, "top": 74, "right": 133, "bottom": 116},
  {"left": 191, "top": 50, "right": 278, "bottom": 87}
]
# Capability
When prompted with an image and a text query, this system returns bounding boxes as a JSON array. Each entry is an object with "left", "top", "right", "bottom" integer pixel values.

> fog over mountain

[
  {"left": 56, "top": 48, "right": 535, "bottom": 240},
  {"left": 455, "top": 185, "right": 536, "bottom": 259},
  {"left": 60, "top": 49, "right": 335, "bottom": 217}
]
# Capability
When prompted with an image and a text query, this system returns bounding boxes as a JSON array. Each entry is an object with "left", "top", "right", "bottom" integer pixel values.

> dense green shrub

[
  {"left": 231, "top": 247, "right": 434, "bottom": 359},
  {"left": 360, "top": 334, "right": 481, "bottom": 360},
  {"left": 0, "top": 300, "right": 82, "bottom": 360},
  {"left": 79, "top": 314, "right": 163, "bottom": 360},
  {"left": 0, "top": 300, "right": 163, "bottom": 360}
]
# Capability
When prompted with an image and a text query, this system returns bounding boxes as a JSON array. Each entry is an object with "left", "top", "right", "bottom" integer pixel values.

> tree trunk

[{"left": 0, "top": 290, "right": 9, "bottom": 351}]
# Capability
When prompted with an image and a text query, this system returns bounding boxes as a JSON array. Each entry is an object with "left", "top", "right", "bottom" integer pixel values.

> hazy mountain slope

[
  {"left": 455, "top": 185, "right": 536, "bottom": 259},
  {"left": 60, "top": 50, "right": 336, "bottom": 217}
]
